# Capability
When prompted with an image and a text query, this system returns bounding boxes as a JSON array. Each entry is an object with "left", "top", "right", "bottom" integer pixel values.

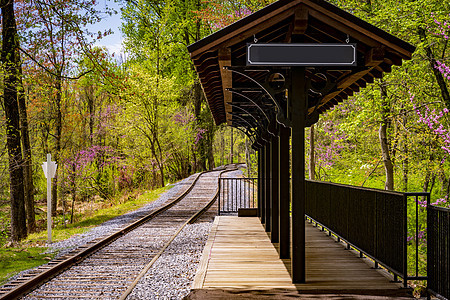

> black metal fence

[
  {"left": 218, "top": 178, "right": 257, "bottom": 215},
  {"left": 305, "top": 180, "right": 427, "bottom": 287},
  {"left": 428, "top": 205, "right": 450, "bottom": 300}
]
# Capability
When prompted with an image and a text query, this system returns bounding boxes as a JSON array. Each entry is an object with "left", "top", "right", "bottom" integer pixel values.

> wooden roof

[{"left": 188, "top": 0, "right": 415, "bottom": 129}]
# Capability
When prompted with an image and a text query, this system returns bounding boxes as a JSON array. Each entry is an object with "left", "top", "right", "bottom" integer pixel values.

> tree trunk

[
  {"left": 70, "top": 164, "right": 76, "bottom": 223},
  {"left": 309, "top": 125, "right": 316, "bottom": 180},
  {"left": 155, "top": 135, "right": 165, "bottom": 187},
  {"left": 52, "top": 77, "right": 63, "bottom": 216},
  {"left": 418, "top": 27, "right": 450, "bottom": 109},
  {"left": 402, "top": 108, "right": 408, "bottom": 192},
  {"left": 221, "top": 130, "right": 225, "bottom": 166},
  {"left": 230, "top": 127, "right": 234, "bottom": 164},
  {"left": 207, "top": 130, "right": 216, "bottom": 170},
  {"left": 402, "top": 145, "right": 409, "bottom": 192},
  {"left": 2, "top": 0, "right": 27, "bottom": 241},
  {"left": 245, "top": 138, "right": 250, "bottom": 176},
  {"left": 85, "top": 86, "right": 94, "bottom": 145},
  {"left": 379, "top": 80, "right": 394, "bottom": 190},
  {"left": 17, "top": 57, "right": 36, "bottom": 232}
]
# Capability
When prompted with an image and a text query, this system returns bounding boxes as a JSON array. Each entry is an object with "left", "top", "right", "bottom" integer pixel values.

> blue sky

[{"left": 89, "top": 0, "right": 124, "bottom": 56}]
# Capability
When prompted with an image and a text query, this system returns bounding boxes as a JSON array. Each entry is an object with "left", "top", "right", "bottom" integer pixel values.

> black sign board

[{"left": 247, "top": 43, "right": 357, "bottom": 66}]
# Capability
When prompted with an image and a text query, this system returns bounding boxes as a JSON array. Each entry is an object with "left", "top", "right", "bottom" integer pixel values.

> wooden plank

[
  {"left": 192, "top": 217, "right": 220, "bottom": 289},
  {"left": 194, "top": 216, "right": 295, "bottom": 290},
  {"left": 193, "top": 216, "right": 405, "bottom": 293}
]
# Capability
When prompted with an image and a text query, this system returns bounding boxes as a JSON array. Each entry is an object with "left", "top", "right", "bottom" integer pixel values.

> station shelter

[{"left": 188, "top": 0, "right": 415, "bottom": 285}]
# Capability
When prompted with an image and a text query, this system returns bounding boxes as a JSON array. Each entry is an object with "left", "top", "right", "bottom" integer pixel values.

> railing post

[
  {"left": 415, "top": 195, "right": 419, "bottom": 280},
  {"left": 426, "top": 196, "right": 431, "bottom": 298},
  {"left": 260, "top": 148, "right": 265, "bottom": 223},
  {"left": 403, "top": 194, "right": 408, "bottom": 288},
  {"left": 257, "top": 151, "right": 261, "bottom": 217},
  {"left": 218, "top": 178, "right": 221, "bottom": 216}
]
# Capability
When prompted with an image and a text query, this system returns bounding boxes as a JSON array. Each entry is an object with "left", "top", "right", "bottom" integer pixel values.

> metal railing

[
  {"left": 428, "top": 204, "right": 450, "bottom": 300},
  {"left": 305, "top": 180, "right": 428, "bottom": 287},
  {"left": 218, "top": 178, "right": 257, "bottom": 215}
]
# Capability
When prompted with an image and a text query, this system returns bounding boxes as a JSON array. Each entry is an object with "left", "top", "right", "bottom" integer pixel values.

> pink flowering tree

[
  {"left": 64, "top": 145, "right": 122, "bottom": 222},
  {"left": 432, "top": 14, "right": 450, "bottom": 80},
  {"left": 411, "top": 93, "right": 450, "bottom": 209},
  {"left": 193, "top": 1, "right": 253, "bottom": 31},
  {"left": 311, "top": 118, "right": 353, "bottom": 180}
]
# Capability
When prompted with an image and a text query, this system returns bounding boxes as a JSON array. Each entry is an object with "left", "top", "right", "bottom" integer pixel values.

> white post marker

[{"left": 42, "top": 153, "right": 57, "bottom": 243}]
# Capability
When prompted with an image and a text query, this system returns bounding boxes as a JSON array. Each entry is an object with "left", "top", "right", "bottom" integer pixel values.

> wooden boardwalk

[{"left": 191, "top": 216, "right": 413, "bottom": 299}]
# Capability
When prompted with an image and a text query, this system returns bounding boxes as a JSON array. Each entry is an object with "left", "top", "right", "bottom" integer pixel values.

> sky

[{"left": 89, "top": 0, "right": 124, "bottom": 57}]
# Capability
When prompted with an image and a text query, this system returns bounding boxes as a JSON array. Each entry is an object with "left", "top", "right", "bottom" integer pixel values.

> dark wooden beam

[
  {"left": 371, "top": 68, "right": 383, "bottom": 78},
  {"left": 356, "top": 78, "right": 367, "bottom": 88},
  {"left": 337, "top": 68, "right": 372, "bottom": 90},
  {"left": 305, "top": 2, "right": 412, "bottom": 58},
  {"left": 199, "top": 72, "right": 220, "bottom": 83},
  {"left": 291, "top": 66, "right": 306, "bottom": 283},
  {"left": 349, "top": 84, "right": 360, "bottom": 93},
  {"left": 190, "top": 4, "right": 299, "bottom": 57},
  {"left": 271, "top": 134, "right": 279, "bottom": 243},
  {"left": 279, "top": 126, "right": 290, "bottom": 259},
  {"left": 343, "top": 89, "right": 354, "bottom": 97},
  {"left": 362, "top": 74, "right": 374, "bottom": 84},
  {"left": 219, "top": 47, "right": 233, "bottom": 123},
  {"left": 265, "top": 143, "right": 272, "bottom": 233},
  {"left": 377, "top": 62, "right": 392, "bottom": 73},
  {"left": 365, "top": 47, "right": 385, "bottom": 66},
  {"left": 293, "top": 6, "right": 309, "bottom": 35},
  {"left": 385, "top": 51, "right": 403, "bottom": 66},
  {"left": 192, "top": 50, "right": 217, "bottom": 66}
]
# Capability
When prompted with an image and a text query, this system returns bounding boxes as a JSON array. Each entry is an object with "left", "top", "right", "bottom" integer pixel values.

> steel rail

[{"left": 0, "top": 165, "right": 240, "bottom": 300}]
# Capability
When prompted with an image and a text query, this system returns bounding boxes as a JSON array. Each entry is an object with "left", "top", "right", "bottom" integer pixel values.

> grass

[
  {"left": 0, "top": 185, "right": 171, "bottom": 285},
  {"left": 0, "top": 247, "right": 54, "bottom": 285},
  {"left": 25, "top": 186, "right": 171, "bottom": 245}
]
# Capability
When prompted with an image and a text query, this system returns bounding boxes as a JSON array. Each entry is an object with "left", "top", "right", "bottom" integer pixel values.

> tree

[
  {"left": 22, "top": 0, "right": 108, "bottom": 214},
  {"left": 2, "top": 0, "right": 27, "bottom": 241}
]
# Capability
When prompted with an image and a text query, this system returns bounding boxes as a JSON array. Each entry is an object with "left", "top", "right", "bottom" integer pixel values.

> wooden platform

[{"left": 191, "top": 216, "right": 413, "bottom": 298}]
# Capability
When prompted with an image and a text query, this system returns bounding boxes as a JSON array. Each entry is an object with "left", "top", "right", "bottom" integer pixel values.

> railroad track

[{"left": 0, "top": 165, "right": 241, "bottom": 299}]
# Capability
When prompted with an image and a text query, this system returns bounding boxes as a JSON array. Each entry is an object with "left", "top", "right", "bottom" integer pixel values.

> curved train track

[{"left": 0, "top": 164, "right": 241, "bottom": 299}]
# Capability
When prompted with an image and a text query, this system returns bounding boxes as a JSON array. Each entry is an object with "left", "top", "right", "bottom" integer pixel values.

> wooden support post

[
  {"left": 265, "top": 142, "right": 272, "bottom": 233},
  {"left": 257, "top": 149, "right": 262, "bottom": 219},
  {"left": 279, "top": 126, "right": 291, "bottom": 259},
  {"left": 291, "top": 66, "right": 307, "bottom": 283},
  {"left": 260, "top": 147, "right": 266, "bottom": 224},
  {"left": 271, "top": 133, "right": 279, "bottom": 243}
]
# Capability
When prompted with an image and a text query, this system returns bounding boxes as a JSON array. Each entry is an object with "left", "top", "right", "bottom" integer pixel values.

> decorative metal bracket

[
  {"left": 230, "top": 124, "right": 260, "bottom": 149},
  {"left": 226, "top": 102, "right": 272, "bottom": 142},
  {"left": 224, "top": 66, "right": 291, "bottom": 128},
  {"left": 230, "top": 119, "right": 265, "bottom": 149}
]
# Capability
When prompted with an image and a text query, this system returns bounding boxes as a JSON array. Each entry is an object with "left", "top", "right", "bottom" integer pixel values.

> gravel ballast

[
  {"left": 125, "top": 168, "right": 244, "bottom": 299},
  {"left": 46, "top": 174, "right": 197, "bottom": 258},
  {"left": 126, "top": 222, "right": 213, "bottom": 299},
  {"left": 1, "top": 173, "right": 197, "bottom": 289},
  {"left": 2, "top": 167, "right": 245, "bottom": 299}
]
